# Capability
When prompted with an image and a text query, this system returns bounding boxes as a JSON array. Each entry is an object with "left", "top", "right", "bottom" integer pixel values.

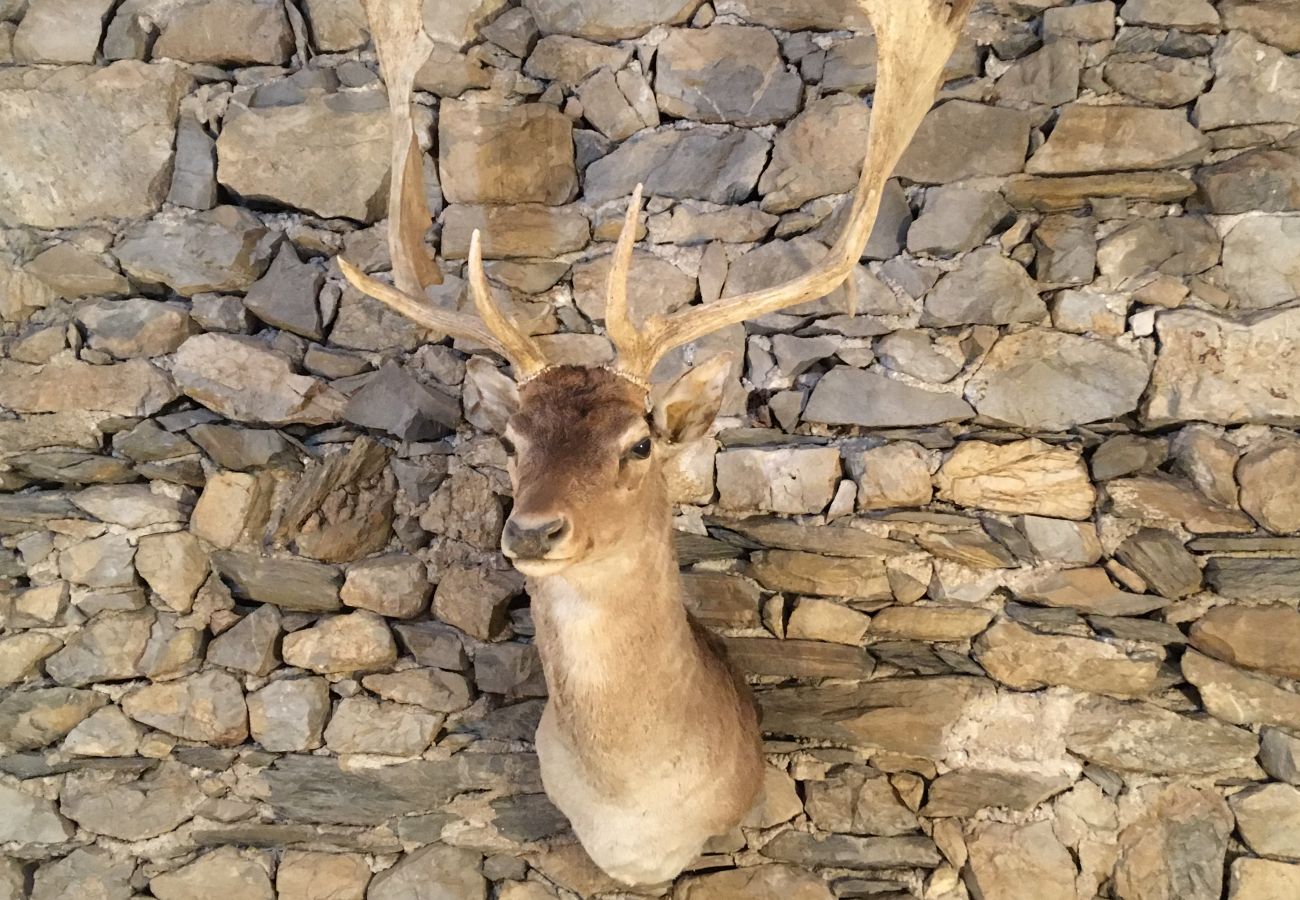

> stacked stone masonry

[{"left": 3, "top": 0, "right": 1300, "bottom": 897}]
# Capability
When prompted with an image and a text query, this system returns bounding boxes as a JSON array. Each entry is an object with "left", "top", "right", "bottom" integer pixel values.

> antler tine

[
  {"left": 603, "top": 183, "right": 650, "bottom": 376},
  {"left": 617, "top": 0, "right": 974, "bottom": 382},
  {"left": 467, "top": 231, "right": 550, "bottom": 378},
  {"left": 362, "top": 0, "right": 441, "bottom": 294},
  {"left": 340, "top": 0, "right": 552, "bottom": 376}
]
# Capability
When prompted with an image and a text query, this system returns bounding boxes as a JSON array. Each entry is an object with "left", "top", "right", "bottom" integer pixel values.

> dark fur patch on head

[{"left": 515, "top": 366, "right": 645, "bottom": 447}]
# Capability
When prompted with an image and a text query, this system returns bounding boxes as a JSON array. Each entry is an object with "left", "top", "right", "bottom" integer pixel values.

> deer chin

[{"left": 509, "top": 556, "right": 576, "bottom": 578}]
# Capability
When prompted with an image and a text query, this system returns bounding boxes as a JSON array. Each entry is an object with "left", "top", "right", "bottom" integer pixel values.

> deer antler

[
  {"left": 604, "top": 0, "right": 975, "bottom": 382},
  {"left": 339, "top": 0, "right": 550, "bottom": 378}
]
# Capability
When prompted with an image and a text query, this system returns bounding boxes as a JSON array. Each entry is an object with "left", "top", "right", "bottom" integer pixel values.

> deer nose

[{"left": 502, "top": 515, "right": 572, "bottom": 559}]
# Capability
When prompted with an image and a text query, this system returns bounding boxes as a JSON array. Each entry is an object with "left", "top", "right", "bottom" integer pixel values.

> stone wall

[{"left": 2, "top": 0, "right": 1300, "bottom": 898}]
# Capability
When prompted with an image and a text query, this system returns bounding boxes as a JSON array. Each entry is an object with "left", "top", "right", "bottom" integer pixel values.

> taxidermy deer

[{"left": 344, "top": 0, "right": 972, "bottom": 885}]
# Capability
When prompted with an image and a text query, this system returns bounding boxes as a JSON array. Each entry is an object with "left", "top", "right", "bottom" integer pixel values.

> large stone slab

[
  {"left": 1145, "top": 307, "right": 1300, "bottom": 426},
  {"left": 586, "top": 126, "right": 769, "bottom": 204},
  {"left": 0, "top": 62, "right": 190, "bottom": 227},
  {"left": 1196, "top": 32, "right": 1300, "bottom": 131},
  {"left": 936, "top": 439, "right": 1096, "bottom": 520},
  {"left": 0, "top": 356, "right": 177, "bottom": 417},
  {"left": 895, "top": 100, "right": 1031, "bottom": 184},
  {"left": 1027, "top": 104, "right": 1209, "bottom": 174},
  {"left": 217, "top": 97, "right": 390, "bottom": 222},
  {"left": 438, "top": 100, "right": 576, "bottom": 205},
  {"left": 966, "top": 330, "right": 1152, "bottom": 430},
  {"left": 804, "top": 367, "right": 974, "bottom": 428},
  {"left": 655, "top": 24, "right": 800, "bottom": 126},
  {"left": 521, "top": 0, "right": 699, "bottom": 39},
  {"left": 113, "top": 205, "right": 278, "bottom": 296},
  {"left": 1220, "top": 215, "right": 1300, "bottom": 310}
]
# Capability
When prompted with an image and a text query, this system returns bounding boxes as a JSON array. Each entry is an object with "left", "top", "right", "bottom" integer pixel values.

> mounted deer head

[{"left": 345, "top": 0, "right": 972, "bottom": 885}]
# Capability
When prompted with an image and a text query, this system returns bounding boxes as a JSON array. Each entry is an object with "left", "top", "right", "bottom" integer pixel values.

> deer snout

[{"left": 502, "top": 514, "right": 572, "bottom": 560}]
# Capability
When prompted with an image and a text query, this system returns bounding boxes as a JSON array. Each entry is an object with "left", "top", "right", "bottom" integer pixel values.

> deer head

[{"left": 343, "top": 0, "right": 975, "bottom": 577}]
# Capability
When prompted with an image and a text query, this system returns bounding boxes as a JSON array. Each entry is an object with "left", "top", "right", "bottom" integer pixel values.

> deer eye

[
  {"left": 500, "top": 436, "right": 516, "bottom": 456},
  {"left": 626, "top": 437, "right": 652, "bottom": 460}
]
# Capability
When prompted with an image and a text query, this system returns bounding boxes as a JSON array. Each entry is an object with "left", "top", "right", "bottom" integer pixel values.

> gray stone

[
  {"left": 805, "top": 367, "right": 973, "bottom": 428},
  {"left": 0, "top": 687, "right": 108, "bottom": 752},
  {"left": 363, "top": 668, "right": 473, "bottom": 713},
  {"left": 523, "top": 35, "right": 631, "bottom": 87},
  {"left": 586, "top": 127, "right": 769, "bottom": 204},
  {"left": 419, "top": 463, "right": 504, "bottom": 550},
  {"left": 213, "top": 551, "right": 342, "bottom": 612},
  {"left": 759, "top": 95, "right": 870, "bottom": 213},
  {"left": 24, "top": 242, "right": 131, "bottom": 298},
  {"left": 922, "top": 249, "right": 1045, "bottom": 327},
  {"left": 433, "top": 563, "right": 522, "bottom": 641},
  {"left": 975, "top": 620, "right": 1163, "bottom": 698},
  {"left": 12, "top": 0, "right": 115, "bottom": 63},
  {"left": 169, "top": 112, "right": 218, "bottom": 210},
  {"left": 242, "top": 243, "right": 323, "bottom": 339},
  {"left": 30, "top": 848, "right": 134, "bottom": 900},
  {"left": 804, "top": 767, "right": 918, "bottom": 836},
  {"left": 966, "top": 330, "right": 1152, "bottom": 430},
  {"left": 153, "top": 0, "right": 292, "bottom": 65},
  {"left": 1206, "top": 558, "right": 1300, "bottom": 598},
  {"left": 577, "top": 69, "right": 647, "bottom": 143},
  {"left": 574, "top": 249, "right": 695, "bottom": 325},
  {"left": 1067, "top": 694, "right": 1260, "bottom": 776},
  {"left": 1034, "top": 214, "right": 1097, "bottom": 286},
  {"left": 343, "top": 364, "right": 460, "bottom": 441},
  {"left": 760, "top": 832, "right": 941, "bottom": 870},
  {"left": 248, "top": 677, "right": 330, "bottom": 751},
  {"left": 114, "top": 206, "right": 277, "bottom": 296},
  {"left": 1197, "top": 33, "right": 1300, "bottom": 131},
  {"left": 71, "top": 484, "right": 189, "bottom": 528},
  {"left": 394, "top": 622, "right": 469, "bottom": 671},
  {"left": 521, "top": 0, "right": 698, "bottom": 39},
  {"left": 61, "top": 705, "right": 142, "bottom": 757},
  {"left": 926, "top": 771, "right": 1073, "bottom": 818},
  {"left": 150, "top": 847, "right": 274, "bottom": 900},
  {"left": 715, "top": 446, "right": 840, "bottom": 515},
  {"left": 1105, "top": 54, "right": 1212, "bottom": 107},
  {"left": 965, "top": 821, "right": 1077, "bottom": 900},
  {"left": 441, "top": 204, "right": 590, "bottom": 259},
  {"left": 1098, "top": 216, "right": 1221, "bottom": 282},
  {"left": 61, "top": 761, "right": 206, "bottom": 840},
  {"left": 207, "top": 603, "right": 281, "bottom": 675},
  {"left": 414, "top": 41, "right": 491, "bottom": 96},
  {"left": 1112, "top": 782, "right": 1233, "bottom": 900},
  {"left": 895, "top": 101, "right": 1031, "bottom": 185},
  {"left": 655, "top": 25, "right": 800, "bottom": 126},
  {"left": 173, "top": 334, "right": 346, "bottom": 426},
  {"left": 676, "top": 865, "right": 833, "bottom": 900},
  {"left": 1044, "top": 1, "right": 1117, "bottom": 41},
  {"left": 0, "top": 782, "right": 73, "bottom": 844},
  {"left": 1220, "top": 0, "right": 1300, "bottom": 53},
  {"left": 1145, "top": 307, "right": 1300, "bottom": 426},
  {"left": 1221, "top": 215, "right": 1300, "bottom": 310},
  {"left": 58, "top": 533, "right": 136, "bottom": 588},
  {"left": 341, "top": 554, "right": 431, "bottom": 619},
  {"left": 1262, "top": 727, "right": 1300, "bottom": 785},
  {"left": 1028, "top": 104, "right": 1209, "bottom": 174},
  {"left": 46, "top": 609, "right": 153, "bottom": 686},
  {"left": 1195, "top": 148, "right": 1300, "bottom": 215},
  {"left": 1106, "top": 475, "right": 1254, "bottom": 534},
  {"left": 324, "top": 696, "right": 441, "bottom": 756},
  {"left": 302, "top": 0, "right": 367, "bottom": 50},
  {"left": 1114, "top": 529, "right": 1200, "bottom": 598},
  {"left": 282, "top": 610, "right": 397, "bottom": 674},
  {"left": 480, "top": 7, "right": 537, "bottom": 56},
  {"left": 995, "top": 39, "right": 1082, "bottom": 108},
  {"left": 723, "top": 236, "right": 904, "bottom": 318},
  {"left": 907, "top": 187, "right": 1012, "bottom": 257},
  {"left": 1230, "top": 859, "right": 1300, "bottom": 900},
  {"left": 438, "top": 100, "right": 576, "bottom": 205},
  {"left": 0, "top": 62, "right": 190, "bottom": 227},
  {"left": 122, "top": 670, "right": 248, "bottom": 746},
  {"left": 77, "top": 298, "right": 195, "bottom": 359},
  {"left": 218, "top": 97, "right": 389, "bottom": 222}
]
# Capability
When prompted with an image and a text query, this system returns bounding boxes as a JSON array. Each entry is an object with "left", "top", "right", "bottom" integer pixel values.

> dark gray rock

[
  {"left": 805, "top": 367, "right": 974, "bottom": 428},
  {"left": 585, "top": 126, "right": 769, "bottom": 204},
  {"left": 655, "top": 24, "right": 801, "bottom": 126},
  {"left": 114, "top": 206, "right": 277, "bottom": 296},
  {"left": 242, "top": 243, "right": 324, "bottom": 339},
  {"left": 342, "top": 363, "right": 460, "bottom": 441},
  {"left": 212, "top": 551, "right": 343, "bottom": 612},
  {"left": 921, "top": 249, "right": 1046, "bottom": 327}
]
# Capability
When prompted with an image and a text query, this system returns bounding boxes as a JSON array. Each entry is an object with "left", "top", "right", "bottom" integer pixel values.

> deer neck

[{"left": 527, "top": 505, "right": 702, "bottom": 751}]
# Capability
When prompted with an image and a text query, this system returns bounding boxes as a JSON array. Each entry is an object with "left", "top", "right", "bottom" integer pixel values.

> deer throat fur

[{"left": 527, "top": 544, "right": 764, "bottom": 885}]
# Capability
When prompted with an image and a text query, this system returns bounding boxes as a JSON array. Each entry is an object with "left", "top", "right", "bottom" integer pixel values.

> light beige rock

[
  {"left": 846, "top": 441, "right": 933, "bottom": 510},
  {"left": 716, "top": 447, "right": 841, "bottom": 515},
  {"left": 1239, "top": 436, "right": 1300, "bottom": 533},
  {"left": 323, "top": 696, "right": 441, "bottom": 756},
  {"left": 122, "top": 670, "right": 248, "bottom": 746},
  {"left": 282, "top": 610, "right": 397, "bottom": 674},
  {"left": 786, "top": 598, "right": 871, "bottom": 645},
  {"left": 276, "top": 850, "right": 371, "bottom": 900},
  {"left": 136, "top": 531, "right": 209, "bottom": 613},
  {"left": 439, "top": 100, "right": 576, "bottom": 205},
  {"left": 0, "top": 632, "right": 61, "bottom": 686},
  {"left": 150, "top": 847, "right": 274, "bottom": 900},
  {"left": 964, "top": 821, "right": 1076, "bottom": 900},
  {"left": 1191, "top": 605, "right": 1300, "bottom": 680},
  {"left": 750, "top": 550, "right": 891, "bottom": 600},
  {"left": 870, "top": 606, "right": 994, "bottom": 642},
  {"left": 1106, "top": 475, "right": 1255, "bottom": 533},
  {"left": 0, "top": 356, "right": 177, "bottom": 417},
  {"left": 191, "top": 471, "right": 274, "bottom": 550},
  {"left": 1114, "top": 782, "right": 1233, "bottom": 900},
  {"left": 12, "top": 0, "right": 115, "bottom": 63},
  {"left": 1183, "top": 650, "right": 1300, "bottom": 731},
  {"left": 976, "top": 620, "right": 1164, "bottom": 698},
  {"left": 936, "top": 439, "right": 1096, "bottom": 520},
  {"left": 1028, "top": 104, "right": 1209, "bottom": 174},
  {"left": 1230, "top": 858, "right": 1300, "bottom": 900}
]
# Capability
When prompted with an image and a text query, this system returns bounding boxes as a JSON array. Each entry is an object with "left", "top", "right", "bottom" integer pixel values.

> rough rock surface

[{"left": 1, "top": 2, "right": 1297, "bottom": 896}]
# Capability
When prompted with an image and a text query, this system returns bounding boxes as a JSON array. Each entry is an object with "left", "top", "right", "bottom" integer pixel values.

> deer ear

[
  {"left": 653, "top": 353, "right": 734, "bottom": 445},
  {"left": 464, "top": 357, "right": 519, "bottom": 433}
]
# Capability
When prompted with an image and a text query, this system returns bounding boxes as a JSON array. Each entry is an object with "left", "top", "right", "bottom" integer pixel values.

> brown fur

[{"left": 502, "top": 365, "right": 765, "bottom": 884}]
